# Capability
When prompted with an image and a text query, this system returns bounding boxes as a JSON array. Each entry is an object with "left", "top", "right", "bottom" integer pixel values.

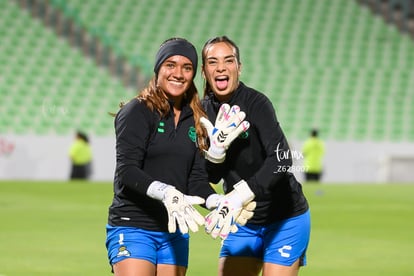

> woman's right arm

[{"left": 115, "top": 100, "right": 155, "bottom": 195}]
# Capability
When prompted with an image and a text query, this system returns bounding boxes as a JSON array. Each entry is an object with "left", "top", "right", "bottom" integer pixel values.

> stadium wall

[
  {"left": 0, "top": 135, "right": 116, "bottom": 181},
  {"left": 289, "top": 140, "right": 414, "bottom": 183},
  {"left": 1, "top": 135, "right": 414, "bottom": 183}
]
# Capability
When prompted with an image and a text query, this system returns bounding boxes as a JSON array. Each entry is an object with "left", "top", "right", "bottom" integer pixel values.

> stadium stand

[
  {"left": 1, "top": 0, "right": 413, "bottom": 141},
  {"left": 0, "top": 0, "right": 136, "bottom": 136}
]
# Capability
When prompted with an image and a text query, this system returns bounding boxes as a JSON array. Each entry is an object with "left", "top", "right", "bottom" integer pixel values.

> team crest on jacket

[
  {"left": 188, "top": 127, "right": 196, "bottom": 142},
  {"left": 240, "top": 131, "right": 249, "bottom": 139}
]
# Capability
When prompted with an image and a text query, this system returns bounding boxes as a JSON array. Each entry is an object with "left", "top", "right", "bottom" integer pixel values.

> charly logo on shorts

[
  {"left": 278, "top": 245, "right": 292, "bottom": 258},
  {"left": 117, "top": 245, "right": 131, "bottom": 257}
]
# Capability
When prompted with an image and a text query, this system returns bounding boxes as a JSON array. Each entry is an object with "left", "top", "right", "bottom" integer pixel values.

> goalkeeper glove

[
  {"left": 206, "top": 193, "right": 256, "bottom": 234},
  {"left": 204, "top": 180, "right": 255, "bottom": 239},
  {"left": 147, "top": 181, "right": 205, "bottom": 234},
  {"left": 200, "top": 104, "right": 250, "bottom": 163}
]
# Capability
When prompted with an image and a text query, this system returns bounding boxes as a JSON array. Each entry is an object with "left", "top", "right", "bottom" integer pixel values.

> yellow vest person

[
  {"left": 302, "top": 129, "right": 325, "bottom": 182},
  {"left": 69, "top": 131, "right": 92, "bottom": 179}
]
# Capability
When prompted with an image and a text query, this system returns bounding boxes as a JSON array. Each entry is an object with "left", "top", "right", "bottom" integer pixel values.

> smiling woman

[
  {"left": 103, "top": 37, "right": 252, "bottom": 276},
  {"left": 201, "top": 36, "right": 310, "bottom": 276},
  {"left": 104, "top": 37, "right": 218, "bottom": 276}
]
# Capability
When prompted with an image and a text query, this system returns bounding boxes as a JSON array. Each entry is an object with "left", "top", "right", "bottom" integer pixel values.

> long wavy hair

[{"left": 114, "top": 74, "right": 208, "bottom": 152}]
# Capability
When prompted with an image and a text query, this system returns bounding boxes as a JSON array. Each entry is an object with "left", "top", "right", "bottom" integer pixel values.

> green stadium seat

[{"left": 1, "top": 0, "right": 414, "bottom": 141}]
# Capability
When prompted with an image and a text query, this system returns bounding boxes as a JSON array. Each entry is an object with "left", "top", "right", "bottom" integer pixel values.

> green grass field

[{"left": 0, "top": 181, "right": 413, "bottom": 276}]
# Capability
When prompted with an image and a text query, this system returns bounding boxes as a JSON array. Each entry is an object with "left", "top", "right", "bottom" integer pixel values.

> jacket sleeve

[
  {"left": 223, "top": 96, "right": 293, "bottom": 198},
  {"left": 115, "top": 100, "right": 155, "bottom": 195},
  {"left": 248, "top": 97, "right": 293, "bottom": 197}
]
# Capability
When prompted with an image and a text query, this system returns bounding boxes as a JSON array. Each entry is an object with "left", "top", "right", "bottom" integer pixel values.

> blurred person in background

[
  {"left": 105, "top": 37, "right": 254, "bottom": 276},
  {"left": 68, "top": 130, "right": 92, "bottom": 180},
  {"left": 200, "top": 35, "right": 310, "bottom": 276},
  {"left": 302, "top": 128, "right": 325, "bottom": 182}
]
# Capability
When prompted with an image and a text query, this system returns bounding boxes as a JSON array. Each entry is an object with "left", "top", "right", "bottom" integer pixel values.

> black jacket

[
  {"left": 108, "top": 98, "right": 215, "bottom": 231},
  {"left": 203, "top": 82, "right": 309, "bottom": 224}
]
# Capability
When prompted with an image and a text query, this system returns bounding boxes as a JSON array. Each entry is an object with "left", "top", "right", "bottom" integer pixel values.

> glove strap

[
  {"left": 205, "top": 193, "right": 223, "bottom": 210},
  {"left": 146, "top": 181, "right": 174, "bottom": 201},
  {"left": 204, "top": 149, "right": 226, "bottom": 164},
  {"left": 233, "top": 180, "right": 255, "bottom": 203}
]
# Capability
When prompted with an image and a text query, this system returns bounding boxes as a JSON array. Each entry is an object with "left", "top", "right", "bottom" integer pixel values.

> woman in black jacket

[
  {"left": 105, "top": 37, "right": 253, "bottom": 276},
  {"left": 201, "top": 36, "right": 311, "bottom": 276}
]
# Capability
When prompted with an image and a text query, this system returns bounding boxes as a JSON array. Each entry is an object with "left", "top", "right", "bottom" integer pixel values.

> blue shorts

[
  {"left": 220, "top": 210, "right": 311, "bottom": 266},
  {"left": 106, "top": 225, "right": 190, "bottom": 267}
]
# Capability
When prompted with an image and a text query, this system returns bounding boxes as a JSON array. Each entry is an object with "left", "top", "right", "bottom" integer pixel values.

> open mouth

[{"left": 215, "top": 76, "right": 229, "bottom": 90}]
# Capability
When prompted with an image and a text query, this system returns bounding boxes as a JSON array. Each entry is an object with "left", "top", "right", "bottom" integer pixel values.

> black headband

[{"left": 153, "top": 38, "right": 198, "bottom": 78}]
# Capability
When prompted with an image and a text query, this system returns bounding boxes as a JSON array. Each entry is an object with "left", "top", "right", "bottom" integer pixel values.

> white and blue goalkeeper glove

[
  {"left": 200, "top": 104, "right": 250, "bottom": 163},
  {"left": 147, "top": 181, "right": 205, "bottom": 234},
  {"left": 205, "top": 180, "right": 256, "bottom": 239}
]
